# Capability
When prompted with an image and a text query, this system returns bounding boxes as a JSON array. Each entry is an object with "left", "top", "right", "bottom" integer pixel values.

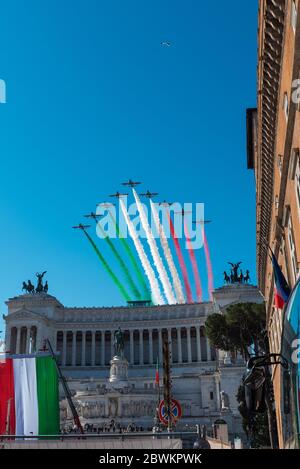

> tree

[{"left": 205, "top": 302, "right": 268, "bottom": 360}]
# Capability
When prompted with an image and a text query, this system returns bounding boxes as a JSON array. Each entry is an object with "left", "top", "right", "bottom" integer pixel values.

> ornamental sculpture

[
  {"left": 223, "top": 262, "right": 251, "bottom": 285},
  {"left": 113, "top": 327, "right": 125, "bottom": 358},
  {"left": 22, "top": 271, "right": 49, "bottom": 294}
]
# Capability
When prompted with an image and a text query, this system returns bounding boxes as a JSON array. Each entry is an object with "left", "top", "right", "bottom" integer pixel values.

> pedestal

[
  {"left": 108, "top": 355, "right": 129, "bottom": 390},
  {"left": 223, "top": 352, "right": 232, "bottom": 366}
]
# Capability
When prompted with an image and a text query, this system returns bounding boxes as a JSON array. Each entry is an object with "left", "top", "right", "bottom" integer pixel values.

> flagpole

[
  {"left": 5, "top": 398, "right": 12, "bottom": 435},
  {"left": 154, "top": 355, "right": 161, "bottom": 429}
]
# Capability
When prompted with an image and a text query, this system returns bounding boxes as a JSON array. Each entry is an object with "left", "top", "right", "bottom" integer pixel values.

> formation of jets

[
  {"left": 193, "top": 220, "right": 212, "bottom": 225},
  {"left": 122, "top": 179, "right": 141, "bottom": 188},
  {"left": 72, "top": 224, "right": 91, "bottom": 230},
  {"left": 140, "top": 190, "right": 159, "bottom": 199},
  {"left": 73, "top": 180, "right": 212, "bottom": 230},
  {"left": 175, "top": 208, "right": 192, "bottom": 217},
  {"left": 161, "top": 41, "right": 172, "bottom": 47},
  {"left": 84, "top": 212, "right": 101, "bottom": 221},
  {"left": 109, "top": 191, "right": 128, "bottom": 199},
  {"left": 159, "top": 200, "right": 173, "bottom": 207}
]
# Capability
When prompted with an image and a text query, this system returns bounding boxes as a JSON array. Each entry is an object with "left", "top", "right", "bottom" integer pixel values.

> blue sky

[{"left": 0, "top": 0, "right": 258, "bottom": 333}]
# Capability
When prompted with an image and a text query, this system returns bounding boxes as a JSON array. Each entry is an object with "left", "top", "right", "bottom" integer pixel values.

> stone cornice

[
  {"left": 61, "top": 302, "right": 212, "bottom": 314},
  {"left": 4, "top": 308, "right": 53, "bottom": 326},
  {"left": 6, "top": 293, "right": 63, "bottom": 308},
  {"left": 257, "top": 0, "right": 286, "bottom": 293},
  {"left": 50, "top": 316, "right": 207, "bottom": 331},
  {"left": 54, "top": 302, "right": 213, "bottom": 324}
]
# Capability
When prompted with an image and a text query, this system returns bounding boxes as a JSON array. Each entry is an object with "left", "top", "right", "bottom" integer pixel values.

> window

[
  {"left": 210, "top": 392, "right": 214, "bottom": 400},
  {"left": 291, "top": 0, "right": 297, "bottom": 32},
  {"left": 287, "top": 215, "right": 299, "bottom": 282},
  {"left": 283, "top": 92, "right": 289, "bottom": 121}
]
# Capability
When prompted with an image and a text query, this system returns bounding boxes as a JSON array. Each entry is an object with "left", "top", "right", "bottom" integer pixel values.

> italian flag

[{"left": 0, "top": 355, "right": 59, "bottom": 436}]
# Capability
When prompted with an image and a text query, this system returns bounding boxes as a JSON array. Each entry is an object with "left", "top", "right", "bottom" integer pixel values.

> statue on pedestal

[
  {"left": 108, "top": 327, "right": 129, "bottom": 391},
  {"left": 114, "top": 327, "right": 124, "bottom": 358},
  {"left": 223, "top": 263, "right": 251, "bottom": 286},
  {"left": 22, "top": 271, "right": 49, "bottom": 294},
  {"left": 36, "top": 271, "right": 47, "bottom": 293},
  {"left": 228, "top": 263, "right": 242, "bottom": 283},
  {"left": 22, "top": 280, "right": 35, "bottom": 293}
]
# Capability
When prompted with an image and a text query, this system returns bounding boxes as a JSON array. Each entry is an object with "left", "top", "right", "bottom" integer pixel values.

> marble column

[
  {"left": 91, "top": 331, "right": 96, "bottom": 366},
  {"left": 206, "top": 331, "right": 211, "bottom": 361},
  {"left": 26, "top": 327, "right": 31, "bottom": 354},
  {"left": 16, "top": 327, "right": 21, "bottom": 355},
  {"left": 81, "top": 331, "right": 86, "bottom": 366},
  {"left": 187, "top": 327, "right": 192, "bottom": 363},
  {"left": 149, "top": 329, "right": 153, "bottom": 365},
  {"left": 31, "top": 327, "right": 37, "bottom": 353},
  {"left": 139, "top": 329, "right": 144, "bottom": 365},
  {"left": 196, "top": 326, "right": 201, "bottom": 362},
  {"left": 168, "top": 328, "right": 172, "bottom": 364},
  {"left": 130, "top": 330, "right": 134, "bottom": 365},
  {"left": 101, "top": 331, "right": 105, "bottom": 366},
  {"left": 72, "top": 331, "right": 77, "bottom": 366},
  {"left": 158, "top": 329, "right": 163, "bottom": 364},
  {"left": 177, "top": 327, "right": 182, "bottom": 364},
  {"left": 62, "top": 331, "right": 67, "bottom": 366}
]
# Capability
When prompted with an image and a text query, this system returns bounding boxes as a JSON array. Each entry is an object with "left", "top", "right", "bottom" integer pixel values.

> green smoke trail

[
  {"left": 82, "top": 228, "right": 131, "bottom": 302},
  {"left": 109, "top": 211, "right": 151, "bottom": 301},
  {"left": 95, "top": 221, "right": 141, "bottom": 300}
]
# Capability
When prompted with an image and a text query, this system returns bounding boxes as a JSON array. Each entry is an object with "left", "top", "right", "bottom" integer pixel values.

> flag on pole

[
  {"left": 270, "top": 251, "right": 291, "bottom": 309},
  {"left": 0, "top": 355, "right": 59, "bottom": 436},
  {"left": 155, "top": 356, "right": 160, "bottom": 386}
]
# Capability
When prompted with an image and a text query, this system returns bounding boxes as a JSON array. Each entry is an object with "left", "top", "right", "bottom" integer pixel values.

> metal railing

[{"left": 0, "top": 430, "right": 199, "bottom": 441}]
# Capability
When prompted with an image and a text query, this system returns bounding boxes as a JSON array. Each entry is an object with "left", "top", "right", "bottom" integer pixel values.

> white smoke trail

[
  {"left": 133, "top": 189, "right": 176, "bottom": 305},
  {"left": 150, "top": 200, "right": 185, "bottom": 304},
  {"left": 119, "top": 198, "right": 165, "bottom": 305}
]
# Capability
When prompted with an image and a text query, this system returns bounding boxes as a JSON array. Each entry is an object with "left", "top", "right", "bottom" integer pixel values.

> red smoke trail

[
  {"left": 184, "top": 221, "right": 203, "bottom": 303},
  {"left": 203, "top": 228, "right": 214, "bottom": 301},
  {"left": 167, "top": 212, "right": 193, "bottom": 304}
]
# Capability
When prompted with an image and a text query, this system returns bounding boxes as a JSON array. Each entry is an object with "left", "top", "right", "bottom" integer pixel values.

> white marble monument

[{"left": 3, "top": 280, "right": 263, "bottom": 439}]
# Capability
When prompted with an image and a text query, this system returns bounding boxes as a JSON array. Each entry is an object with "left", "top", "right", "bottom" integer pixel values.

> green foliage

[
  {"left": 205, "top": 302, "right": 267, "bottom": 359},
  {"left": 204, "top": 313, "right": 232, "bottom": 351}
]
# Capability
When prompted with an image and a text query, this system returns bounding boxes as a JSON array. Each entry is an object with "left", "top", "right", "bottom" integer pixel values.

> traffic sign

[{"left": 158, "top": 398, "right": 182, "bottom": 426}]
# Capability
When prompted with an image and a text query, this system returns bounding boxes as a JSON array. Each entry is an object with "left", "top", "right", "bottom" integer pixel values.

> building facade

[
  {"left": 3, "top": 283, "right": 262, "bottom": 440},
  {"left": 247, "top": 0, "right": 300, "bottom": 448}
]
